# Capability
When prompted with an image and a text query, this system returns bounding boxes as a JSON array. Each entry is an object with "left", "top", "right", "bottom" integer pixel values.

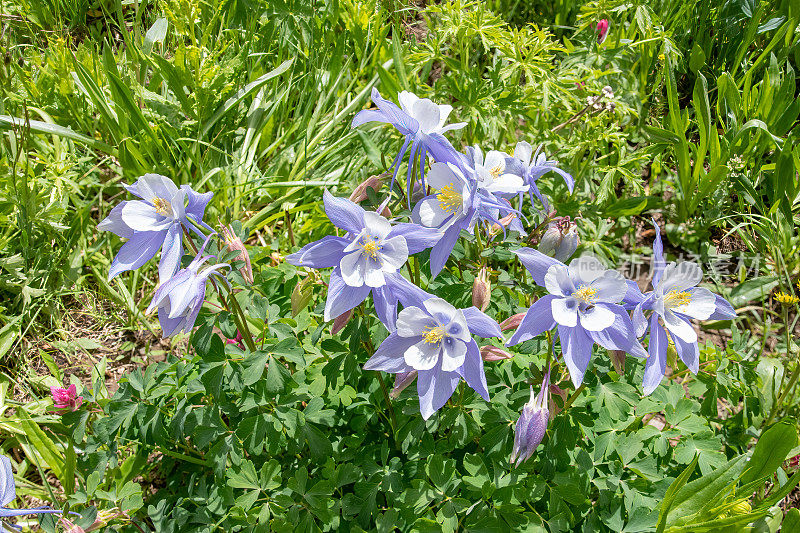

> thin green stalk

[
  {"left": 764, "top": 305, "right": 795, "bottom": 428},
  {"left": 562, "top": 383, "right": 587, "bottom": 412}
]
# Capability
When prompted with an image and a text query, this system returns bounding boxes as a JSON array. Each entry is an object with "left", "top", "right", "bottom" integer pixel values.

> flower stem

[
  {"left": 764, "top": 306, "right": 796, "bottom": 428},
  {"left": 562, "top": 383, "right": 586, "bottom": 412}
]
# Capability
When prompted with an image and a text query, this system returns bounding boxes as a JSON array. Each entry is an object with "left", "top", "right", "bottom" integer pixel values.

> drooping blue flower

[
  {"left": 352, "top": 88, "right": 465, "bottom": 202},
  {"left": 98, "top": 174, "right": 213, "bottom": 281},
  {"left": 286, "top": 190, "right": 441, "bottom": 329},
  {"left": 146, "top": 235, "right": 229, "bottom": 337},
  {"left": 364, "top": 295, "right": 502, "bottom": 419},
  {"left": 631, "top": 220, "right": 737, "bottom": 395},
  {"left": 511, "top": 367, "right": 550, "bottom": 466},
  {"left": 504, "top": 141, "right": 574, "bottom": 212},
  {"left": 411, "top": 161, "right": 520, "bottom": 277},
  {"left": 506, "top": 249, "right": 646, "bottom": 387},
  {"left": 0, "top": 455, "right": 64, "bottom": 526}
]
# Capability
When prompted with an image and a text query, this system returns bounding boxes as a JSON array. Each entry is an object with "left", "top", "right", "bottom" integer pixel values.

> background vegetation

[{"left": 1, "top": 0, "right": 799, "bottom": 531}]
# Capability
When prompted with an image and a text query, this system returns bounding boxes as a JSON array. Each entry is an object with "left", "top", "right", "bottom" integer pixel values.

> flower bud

[
  {"left": 480, "top": 345, "right": 513, "bottom": 361},
  {"left": 610, "top": 349, "right": 625, "bottom": 375},
  {"left": 487, "top": 213, "right": 517, "bottom": 237},
  {"left": 500, "top": 312, "right": 526, "bottom": 332},
  {"left": 596, "top": 19, "right": 609, "bottom": 43},
  {"left": 511, "top": 369, "right": 550, "bottom": 466},
  {"left": 59, "top": 518, "right": 85, "bottom": 533},
  {"left": 472, "top": 267, "right": 491, "bottom": 311},
  {"left": 51, "top": 384, "right": 83, "bottom": 411},
  {"left": 390, "top": 370, "right": 417, "bottom": 399},
  {"left": 291, "top": 275, "right": 315, "bottom": 317},
  {"left": 729, "top": 500, "right": 751, "bottom": 515},
  {"left": 538, "top": 216, "right": 579, "bottom": 262},
  {"left": 331, "top": 309, "right": 353, "bottom": 334},
  {"left": 220, "top": 224, "right": 254, "bottom": 284},
  {"left": 349, "top": 174, "right": 385, "bottom": 203}
]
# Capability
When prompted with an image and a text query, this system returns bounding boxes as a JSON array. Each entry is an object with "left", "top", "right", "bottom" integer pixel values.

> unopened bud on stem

[{"left": 472, "top": 267, "right": 491, "bottom": 311}]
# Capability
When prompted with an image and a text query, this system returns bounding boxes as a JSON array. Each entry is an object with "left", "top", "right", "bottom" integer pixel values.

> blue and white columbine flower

[
  {"left": 352, "top": 89, "right": 464, "bottom": 202},
  {"left": 286, "top": 190, "right": 441, "bottom": 328},
  {"left": 464, "top": 145, "right": 528, "bottom": 198},
  {"left": 631, "top": 221, "right": 737, "bottom": 394},
  {"left": 0, "top": 455, "right": 64, "bottom": 526},
  {"left": 511, "top": 367, "right": 550, "bottom": 466},
  {"left": 504, "top": 141, "right": 574, "bottom": 211},
  {"left": 147, "top": 236, "right": 228, "bottom": 337},
  {"left": 364, "top": 296, "right": 501, "bottom": 419},
  {"left": 98, "top": 173, "right": 213, "bottom": 281},
  {"left": 412, "top": 162, "right": 519, "bottom": 277},
  {"left": 506, "top": 249, "right": 646, "bottom": 387}
]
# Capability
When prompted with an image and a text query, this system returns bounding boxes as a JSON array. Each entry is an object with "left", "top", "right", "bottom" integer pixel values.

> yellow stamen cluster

[
  {"left": 572, "top": 285, "right": 598, "bottom": 304},
  {"left": 152, "top": 197, "right": 172, "bottom": 216},
  {"left": 664, "top": 290, "right": 692, "bottom": 308},
  {"left": 775, "top": 292, "right": 799, "bottom": 305},
  {"left": 437, "top": 184, "right": 462, "bottom": 214},
  {"left": 423, "top": 326, "right": 445, "bottom": 345},
  {"left": 489, "top": 165, "right": 503, "bottom": 179},
  {"left": 361, "top": 238, "right": 381, "bottom": 259}
]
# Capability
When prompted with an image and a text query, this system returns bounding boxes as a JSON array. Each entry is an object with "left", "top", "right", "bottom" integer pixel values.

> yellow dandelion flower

[{"left": 775, "top": 292, "right": 799, "bottom": 305}]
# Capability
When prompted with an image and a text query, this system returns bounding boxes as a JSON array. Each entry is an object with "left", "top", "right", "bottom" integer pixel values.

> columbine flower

[
  {"left": 98, "top": 174, "right": 213, "bottom": 281},
  {"left": 538, "top": 216, "right": 579, "bottom": 262},
  {"left": 596, "top": 19, "right": 610, "bottom": 43},
  {"left": 286, "top": 190, "right": 441, "bottom": 328},
  {"left": 146, "top": 236, "right": 229, "bottom": 337},
  {"left": 632, "top": 220, "right": 737, "bottom": 394},
  {"left": 412, "top": 162, "right": 517, "bottom": 276},
  {"left": 464, "top": 145, "right": 528, "bottom": 198},
  {"left": 511, "top": 368, "right": 550, "bottom": 465},
  {"left": 504, "top": 142, "right": 574, "bottom": 212},
  {"left": 51, "top": 384, "right": 83, "bottom": 411},
  {"left": 352, "top": 88, "right": 465, "bottom": 201},
  {"left": 364, "top": 296, "right": 501, "bottom": 419},
  {"left": 0, "top": 455, "right": 64, "bottom": 525},
  {"left": 506, "top": 249, "right": 646, "bottom": 387}
]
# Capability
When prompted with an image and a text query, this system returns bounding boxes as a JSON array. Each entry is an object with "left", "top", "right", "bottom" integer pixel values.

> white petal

[
  {"left": 544, "top": 264, "right": 574, "bottom": 296},
  {"left": 411, "top": 98, "right": 441, "bottom": 134},
  {"left": 514, "top": 141, "right": 533, "bottom": 166},
  {"left": 362, "top": 211, "right": 392, "bottom": 239},
  {"left": 551, "top": 297, "right": 578, "bottom": 327},
  {"left": 662, "top": 309, "right": 697, "bottom": 343},
  {"left": 423, "top": 297, "right": 457, "bottom": 324},
  {"left": 379, "top": 236, "right": 409, "bottom": 272},
  {"left": 658, "top": 262, "right": 702, "bottom": 293},
  {"left": 590, "top": 271, "right": 628, "bottom": 303},
  {"left": 121, "top": 201, "right": 172, "bottom": 231},
  {"left": 579, "top": 304, "right": 615, "bottom": 331},
  {"left": 398, "top": 91, "right": 419, "bottom": 113},
  {"left": 679, "top": 287, "right": 716, "bottom": 320},
  {"left": 362, "top": 264, "right": 386, "bottom": 288},
  {"left": 484, "top": 150, "right": 506, "bottom": 170},
  {"left": 569, "top": 255, "right": 608, "bottom": 284},
  {"left": 427, "top": 162, "right": 459, "bottom": 190},
  {"left": 441, "top": 338, "right": 467, "bottom": 371},
  {"left": 436, "top": 104, "right": 454, "bottom": 128},
  {"left": 414, "top": 198, "right": 451, "bottom": 228},
  {"left": 339, "top": 251, "right": 366, "bottom": 287},
  {"left": 404, "top": 341, "right": 440, "bottom": 370},
  {"left": 397, "top": 307, "right": 436, "bottom": 337},
  {"left": 445, "top": 309, "right": 471, "bottom": 341}
]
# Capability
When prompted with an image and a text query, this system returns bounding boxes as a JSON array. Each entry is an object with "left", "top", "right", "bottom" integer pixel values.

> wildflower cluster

[{"left": 97, "top": 89, "right": 737, "bottom": 466}]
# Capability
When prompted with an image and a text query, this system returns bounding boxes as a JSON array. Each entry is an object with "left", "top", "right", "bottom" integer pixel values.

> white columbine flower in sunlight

[{"left": 464, "top": 145, "right": 528, "bottom": 198}]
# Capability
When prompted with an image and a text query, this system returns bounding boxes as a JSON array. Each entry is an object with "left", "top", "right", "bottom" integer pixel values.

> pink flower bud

[
  {"left": 390, "top": 371, "right": 417, "bottom": 399},
  {"left": 500, "top": 312, "right": 526, "bottom": 332},
  {"left": 220, "top": 224, "right": 254, "bottom": 284},
  {"left": 487, "top": 213, "right": 517, "bottom": 237},
  {"left": 59, "top": 518, "right": 85, "bottom": 533},
  {"left": 349, "top": 175, "right": 385, "bottom": 203},
  {"left": 538, "top": 216, "right": 579, "bottom": 262},
  {"left": 480, "top": 345, "right": 513, "bottom": 361},
  {"left": 331, "top": 309, "right": 354, "bottom": 335},
  {"left": 225, "top": 330, "right": 244, "bottom": 349},
  {"left": 472, "top": 267, "right": 491, "bottom": 311},
  {"left": 596, "top": 19, "right": 609, "bottom": 44},
  {"left": 51, "top": 384, "right": 83, "bottom": 411}
]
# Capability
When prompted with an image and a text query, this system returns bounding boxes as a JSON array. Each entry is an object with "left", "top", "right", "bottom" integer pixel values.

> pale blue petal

[
  {"left": 285, "top": 235, "right": 349, "bottom": 269},
  {"left": 558, "top": 324, "right": 594, "bottom": 388},
  {"left": 458, "top": 340, "right": 489, "bottom": 400},
  {"left": 642, "top": 315, "right": 667, "bottom": 395},
  {"left": 108, "top": 231, "right": 165, "bottom": 280},
  {"left": 417, "top": 362, "right": 460, "bottom": 420},
  {"left": 513, "top": 248, "right": 563, "bottom": 288},
  {"left": 506, "top": 295, "right": 557, "bottom": 346},
  {"left": 324, "top": 268, "right": 370, "bottom": 321},
  {"left": 364, "top": 333, "right": 419, "bottom": 372},
  {"left": 158, "top": 224, "right": 183, "bottom": 281},
  {"left": 323, "top": 190, "right": 365, "bottom": 234},
  {"left": 462, "top": 307, "right": 502, "bottom": 338}
]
